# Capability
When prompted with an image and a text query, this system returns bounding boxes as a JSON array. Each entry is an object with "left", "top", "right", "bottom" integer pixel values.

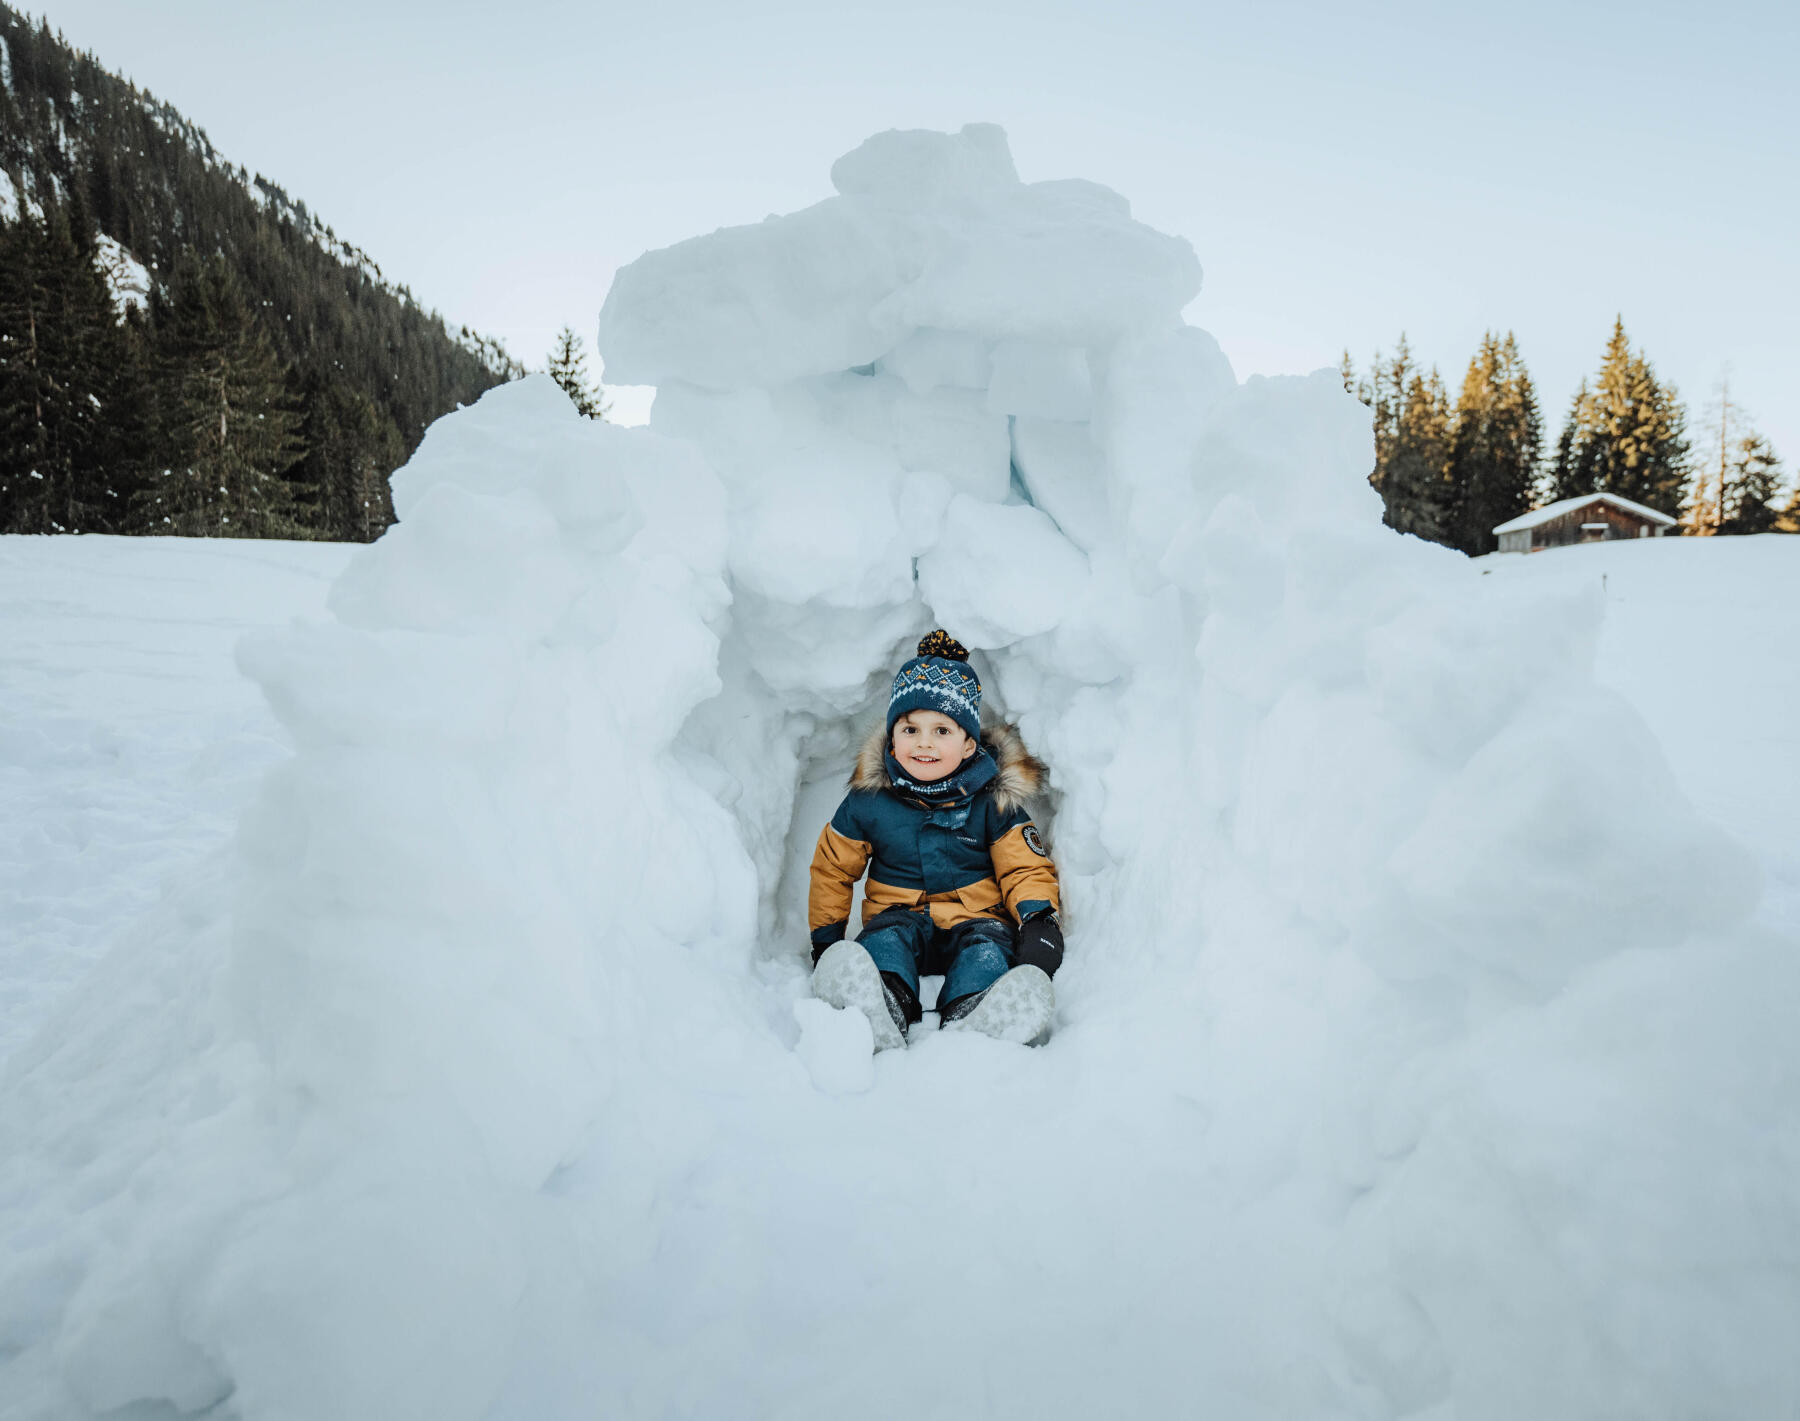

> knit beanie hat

[{"left": 887, "top": 630, "right": 982, "bottom": 741}]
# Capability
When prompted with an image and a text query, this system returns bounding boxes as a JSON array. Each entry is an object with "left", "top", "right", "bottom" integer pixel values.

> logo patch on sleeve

[{"left": 1022, "top": 824, "right": 1048, "bottom": 858}]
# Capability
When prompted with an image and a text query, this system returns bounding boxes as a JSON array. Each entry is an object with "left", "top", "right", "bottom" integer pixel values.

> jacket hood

[{"left": 852, "top": 719, "right": 1047, "bottom": 816}]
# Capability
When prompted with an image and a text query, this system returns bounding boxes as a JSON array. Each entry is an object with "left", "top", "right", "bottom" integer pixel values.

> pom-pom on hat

[{"left": 888, "top": 630, "right": 982, "bottom": 741}]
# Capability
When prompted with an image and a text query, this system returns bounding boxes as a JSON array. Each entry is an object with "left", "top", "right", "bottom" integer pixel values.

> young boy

[{"left": 808, "top": 631, "right": 1064, "bottom": 1050}]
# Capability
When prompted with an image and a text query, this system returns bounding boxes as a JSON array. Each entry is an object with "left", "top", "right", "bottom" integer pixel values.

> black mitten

[
  {"left": 1014, "top": 910, "right": 1064, "bottom": 977},
  {"left": 810, "top": 925, "right": 846, "bottom": 966}
]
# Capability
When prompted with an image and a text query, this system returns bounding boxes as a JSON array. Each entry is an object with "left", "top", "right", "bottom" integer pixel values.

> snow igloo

[{"left": 3, "top": 124, "right": 1791, "bottom": 1421}]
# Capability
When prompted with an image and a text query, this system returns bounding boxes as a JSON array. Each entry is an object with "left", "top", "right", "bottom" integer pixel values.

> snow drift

[{"left": 3, "top": 124, "right": 1795, "bottom": 1420}]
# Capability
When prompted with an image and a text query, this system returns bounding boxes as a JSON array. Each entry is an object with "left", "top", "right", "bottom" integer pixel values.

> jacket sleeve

[
  {"left": 989, "top": 804, "right": 1060, "bottom": 925},
  {"left": 808, "top": 796, "right": 871, "bottom": 952}
]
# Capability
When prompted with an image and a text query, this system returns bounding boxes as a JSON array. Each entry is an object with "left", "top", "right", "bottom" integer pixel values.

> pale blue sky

[{"left": 32, "top": 0, "right": 1800, "bottom": 467}]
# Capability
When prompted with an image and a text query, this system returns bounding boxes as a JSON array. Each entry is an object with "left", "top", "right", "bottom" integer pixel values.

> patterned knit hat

[{"left": 887, "top": 630, "right": 982, "bottom": 741}]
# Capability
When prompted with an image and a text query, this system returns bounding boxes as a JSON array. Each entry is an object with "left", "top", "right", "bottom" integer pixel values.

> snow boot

[
  {"left": 811, "top": 941, "right": 908, "bottom": 1052},
  {"left": 940, "top": 965, "right": 1055, "bottom": 1047}
]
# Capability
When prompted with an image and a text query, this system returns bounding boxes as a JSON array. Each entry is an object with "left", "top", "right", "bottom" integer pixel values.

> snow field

[
  {"left": 3, "top": 124, "right": 1797, "bottom": 1419},
  {"left": 1479, "top": 535, "right": 1800, "bottom": 936},
  {"left": 0, "top": 536, "right": 353, "bottom": 1059}
]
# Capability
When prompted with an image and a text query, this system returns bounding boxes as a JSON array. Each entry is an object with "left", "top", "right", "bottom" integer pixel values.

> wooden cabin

[{"left": 1493, "top": 493, "right": 1677, "bottom": 554}]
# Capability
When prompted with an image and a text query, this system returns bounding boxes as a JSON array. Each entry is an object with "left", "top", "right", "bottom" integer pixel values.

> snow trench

[{"left": 2, "top": 125, "right": 1795, "bottom": 1421}]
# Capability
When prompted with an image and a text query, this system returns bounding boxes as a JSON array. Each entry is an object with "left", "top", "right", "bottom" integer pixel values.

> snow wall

[{"left": 4, "top": 124, "right": 1796, "bottom": 1420}]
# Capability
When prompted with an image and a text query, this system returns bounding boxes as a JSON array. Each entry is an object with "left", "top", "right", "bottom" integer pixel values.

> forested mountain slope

[{"left": 0, "top": 6, "right": 520, "bottom": 539}]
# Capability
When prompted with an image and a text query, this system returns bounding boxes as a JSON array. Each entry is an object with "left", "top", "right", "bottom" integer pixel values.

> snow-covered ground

[
  {"left": 1480, "top": 536, "right": 1800, "bottom": 937},
  {"left": 3, "top": 127, "right": 1796, "bottom": 1421},
  {"left": 0, "top": 537, "right": 354, "bottom": 1059}
]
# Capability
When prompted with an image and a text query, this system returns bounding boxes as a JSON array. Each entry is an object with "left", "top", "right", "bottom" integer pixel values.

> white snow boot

[
  {"left": 810, "top": 941, "right": 908, "bottom": 1052},
  {"left": 941, "top": 965, "right": 1055, "bottom": 1047}
]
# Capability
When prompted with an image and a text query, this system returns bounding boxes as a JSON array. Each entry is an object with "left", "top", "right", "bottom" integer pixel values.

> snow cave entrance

[{"left": 766, "top": 640, "right": 1060, "bottom": 1013}]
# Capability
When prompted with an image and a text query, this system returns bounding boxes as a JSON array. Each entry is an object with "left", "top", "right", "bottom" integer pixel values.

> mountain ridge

[{"left": 0, "top": 5, "right": 521, "bottom": 539}]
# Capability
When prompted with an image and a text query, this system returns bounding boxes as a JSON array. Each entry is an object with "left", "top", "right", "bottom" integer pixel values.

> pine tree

[
  {"left": 546, "top": 325, "right": 606, "bottom": 419},
  {"left": 1352, "top": 336, "right": 1410, "bottom": 510},
  {"left": 1716, "top": 435, "right": 1784, "bottom": 536},
  {"left": 1543, "top": 380, "right": 1595, "bottom": 504},
  {"left": 1683, "top": 376, "right": 1780, "bottom": 536},
  {"left": 300, "top": 377, "right": 402, "bottom": 541},
  {"left": 0, "top": 202, "right": 141, "bottom": 533},
  {"left": 128, "top": 256, "right": 311, "bottom": 537},
  {"left": 1348, "top": 336, "right": 1455, "bottom": 545},
  {"left": 1777, "top": 481, "right": 1800, "bottom": 535},
  {"left": 1447, "top": 332, "right": 1542, "bottom": 555},
  {"left": 1387, "top": 368, "right": 1455, "bottom": 543},
  {"left": 1550, "top": 319, "right": 1690, "bottom": 517}
]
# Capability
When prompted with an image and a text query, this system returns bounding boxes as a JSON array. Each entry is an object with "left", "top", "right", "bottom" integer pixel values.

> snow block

[{"left": 829, "top": 122, "right": 1020, "bottom": 207}]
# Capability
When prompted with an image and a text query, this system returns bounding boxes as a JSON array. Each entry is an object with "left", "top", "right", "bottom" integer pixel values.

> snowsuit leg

[
  {"left": 859, "top": 909, "right": 1017, "bottom": 1022},
  {"left": 937, "top": 917, "right": 1016, "bottom": 1017},
  {"left": 856, "top": 906, "right": 937, "bottom": 1021}
]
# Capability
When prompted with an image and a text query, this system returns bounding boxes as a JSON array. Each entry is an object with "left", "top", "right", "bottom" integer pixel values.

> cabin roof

[{"left": 1493, "top": 491, "right": 1679, "bottom": 535}]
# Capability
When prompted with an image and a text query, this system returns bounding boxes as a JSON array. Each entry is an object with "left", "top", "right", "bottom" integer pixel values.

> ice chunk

[
  {"left": 599, "top": 127, "right": 1201, "bottom": 391},
  {"left": 870, "top": 178, "right": 1202, "bottom": 346},
  {"left": 331, "top": 481, "right": 579, "bottom": 637},
  {"left": 877, "top": 327, "right": 991, "bottom": 394},
  {"left": 916, "top": 495, "right": 1090, "bottom": 647},
  {"left": 597, "top": 199, "right": 908, "bottom": 389},
  {"left": 1097, "top": 325, "right": 1238, "bottom": 565},
  {"left": 985, "top": 340, "right": 1093, "bottom": 420},
  {"left": 801, "top": 372, "right": 1011, "bottom": 502},
  {"left": 829, "top": 122, "right": 1019, "bottom": 207},
  {"left": 1011, "top": 417, "right": 1110, "bottom": 551}
]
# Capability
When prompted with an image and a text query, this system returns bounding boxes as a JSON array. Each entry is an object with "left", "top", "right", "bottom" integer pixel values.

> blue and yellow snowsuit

[{"left": 808, "top": 722, "right": 1060, "bottom": 1016}]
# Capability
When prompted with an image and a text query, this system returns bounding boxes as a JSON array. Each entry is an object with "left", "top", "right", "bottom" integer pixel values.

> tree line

[
  {"left": 0, "top": 6, "right": 520, "bottom": 540},
  {"left": 4, "top": 204, "right": 375, "bottom": 536},
  {"left": 1344, "top": 319, "right": 1795, "bottom": 556},
  {"left": 0, "top": 185, "right": 605, "bottom": 539}
]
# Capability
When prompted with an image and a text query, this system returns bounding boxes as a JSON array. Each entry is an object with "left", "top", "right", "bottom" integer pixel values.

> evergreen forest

[
  {"left": 1345, "top": 320, "right": 1796, "bottom": 555},
  {"left": 0, "top": 6, "right": 522, "bottom": 540}
]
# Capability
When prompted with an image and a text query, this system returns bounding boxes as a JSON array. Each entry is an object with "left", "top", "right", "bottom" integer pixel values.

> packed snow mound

[
  {"left": 598, "top": 123, "right": 1202, "bottom": 389},
  {"left": 4, "top": 126, "right": 1795, "bottom": 1421},
  {"left": 0, "top": 536, "right": 354, "bottom": 1060}
]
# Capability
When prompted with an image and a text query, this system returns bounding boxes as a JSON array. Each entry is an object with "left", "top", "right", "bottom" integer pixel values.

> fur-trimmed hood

[{"left": 851, "top": 719, "right": 1047, "bottom": 817}]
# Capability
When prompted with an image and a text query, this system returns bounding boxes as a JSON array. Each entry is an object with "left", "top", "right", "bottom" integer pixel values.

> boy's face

[{"left": 890, "top": 709, "right": 977, "bottom": 782}]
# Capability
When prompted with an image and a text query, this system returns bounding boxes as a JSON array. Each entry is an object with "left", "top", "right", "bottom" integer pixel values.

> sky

[{"left": 27, "top": 0, "right": 1800, "bottom": 467}]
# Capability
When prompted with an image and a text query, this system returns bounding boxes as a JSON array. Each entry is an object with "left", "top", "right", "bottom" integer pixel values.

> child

[{"left": 808, "top": 631, "right": 1064, "bottom": 1049}]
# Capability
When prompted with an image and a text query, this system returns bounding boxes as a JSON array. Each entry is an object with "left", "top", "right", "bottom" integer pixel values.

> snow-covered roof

[{"left": 1493, "top": 492, "right": 1678, "bottom": 535}]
